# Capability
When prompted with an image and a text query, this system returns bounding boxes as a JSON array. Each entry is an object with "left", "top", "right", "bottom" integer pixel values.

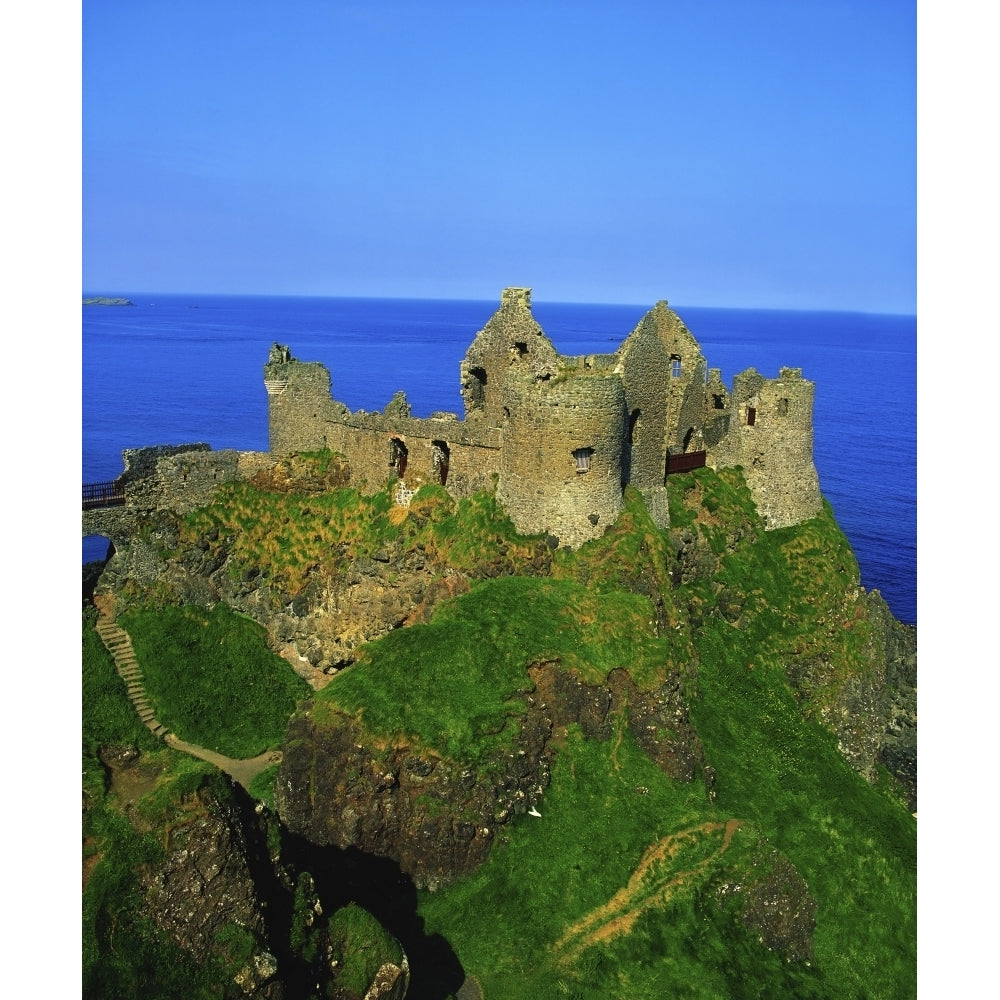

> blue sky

[{"left": 82, "top": 0, "right": 915, "bottom": 311}]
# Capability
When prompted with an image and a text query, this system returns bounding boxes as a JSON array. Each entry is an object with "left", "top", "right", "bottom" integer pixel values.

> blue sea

[{"left": 82, "top": 295, "right": 916, "bottom": 625}]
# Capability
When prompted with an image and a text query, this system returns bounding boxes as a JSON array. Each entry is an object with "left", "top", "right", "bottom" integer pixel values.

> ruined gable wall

[
  {"left": 617, "top": 323, "right": 672, "bottom": 492},
  {"left": 636, "top": 302, "right": 709, "bottom": 454},
  {"left": 496, "top": 369, "right": 626, "bottom": 548},
  {"left": 459, "top": 287, "right": 559, "bottom": 425}
]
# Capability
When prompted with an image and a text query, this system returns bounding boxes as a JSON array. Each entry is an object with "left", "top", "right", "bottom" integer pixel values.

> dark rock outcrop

[
  {"left": 276, "top": 705, "right": 554, "bottom": 891},
  {"left": 277, "top": 659, "right": 707, "bottom": 890}
]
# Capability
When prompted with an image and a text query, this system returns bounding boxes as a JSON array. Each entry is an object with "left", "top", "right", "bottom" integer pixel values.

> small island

[{"left": 83, "top": 296, "right": 134, "bottom": 306}]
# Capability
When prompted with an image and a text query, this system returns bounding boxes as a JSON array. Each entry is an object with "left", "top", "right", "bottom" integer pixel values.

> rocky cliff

[{"left": 84, "top": 453, "right": 916, "bottom": 999}]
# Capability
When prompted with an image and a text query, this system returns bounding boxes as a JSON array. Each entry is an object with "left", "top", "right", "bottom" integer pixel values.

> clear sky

[{"left": 82, "top": 0, "right": 915, "bottom": 311}]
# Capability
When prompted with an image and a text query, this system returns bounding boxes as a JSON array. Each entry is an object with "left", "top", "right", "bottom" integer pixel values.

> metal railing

[{"left": 83, "top": 480, "right": 126, "bottom": 510}]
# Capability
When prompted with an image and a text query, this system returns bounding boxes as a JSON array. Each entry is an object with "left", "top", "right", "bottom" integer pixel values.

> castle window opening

[
  {"left": 746, "top": 406, "right": 756, "bottom": 426},
  {"left": 466, "top": 367, "right": 487, "bottom": 409},
  {"left": 389, "top": 437, "right": 408, "bottom": 478},
  {"left": 628, "top": 409, "right": 641, "bottom": 444},
  {"left": 573, "top": 448, "right": 594, "bottom": 473},
  {"left": 671, "top": 355, "right": 683, "bottom": 378},
  {"left": 777, "top": 398, "right": 789, "bottom": 416},
  {"left": 431, "top": 440, "right": 450, "bottom": 486},
  {"left": 712, "top": 393, "right": 726, "bottom": 409},
  {"left": 513, "top": 341, "right": 528, "bottom": 357},
  {"left": 682, "top": 427, "right": 696, "bottom": 452}
]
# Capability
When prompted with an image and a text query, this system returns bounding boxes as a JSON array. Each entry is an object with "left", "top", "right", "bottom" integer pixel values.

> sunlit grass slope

[
  {"left": 301, "top": 467, "right": 916, "bottom": 999},
  {"left": 120, "top": 603, "right": 311, "bottom": 758},
  {"left": 107, "top": 453, "right": 913, "bottom": 998},
  {"left": 317, "top": 574, "right": 674, "bottom": 763}
]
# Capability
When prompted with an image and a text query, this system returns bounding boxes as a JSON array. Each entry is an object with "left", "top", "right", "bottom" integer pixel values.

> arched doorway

[
  {"left": 389, "top": 437, "right": 408, "bottom": 479},
  {"left": 431, "top": 441, "right": 450, "bottom": 486}
]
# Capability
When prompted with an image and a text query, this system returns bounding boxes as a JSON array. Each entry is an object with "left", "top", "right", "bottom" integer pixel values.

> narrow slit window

[
  {"left": 573, "top": 447, "right": 594, "bottom": 473},
  {"left": 389, "top": 437, "right": 408, "bottom": 477},
  {"left": 431, "top": 440, "right": 450, "bottom": 486},
  {"left": 746, "top": 406, "right": 756, "bottom": 426}
]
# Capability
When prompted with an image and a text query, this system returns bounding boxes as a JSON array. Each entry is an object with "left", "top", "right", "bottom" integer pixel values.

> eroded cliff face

[
  {"left": 87, "top": 458, "right": 915, "bottom": 995},
  {"left": 89, "top": 750, "right": 412, "bottom": 999},
  {"left": 276, "top": 661, "right": 706, "bottom": 890}
]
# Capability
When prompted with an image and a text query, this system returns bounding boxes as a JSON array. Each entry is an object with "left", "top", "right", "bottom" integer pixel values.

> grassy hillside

[
  {"left": 86, "top": 454, "right": 915, "bottom": 998},
  {"left": 305, "top": 466, "right": 915, "bottom": 998}
]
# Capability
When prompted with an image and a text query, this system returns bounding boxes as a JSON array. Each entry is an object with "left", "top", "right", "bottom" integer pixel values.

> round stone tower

[{"left": 496, "top": 364, "right": 627, "bottom": 548}]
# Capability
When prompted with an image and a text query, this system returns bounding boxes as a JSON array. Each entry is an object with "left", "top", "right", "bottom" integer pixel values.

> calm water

[{"left": 82, "top": 295, "right": 916, "bottom": 624}]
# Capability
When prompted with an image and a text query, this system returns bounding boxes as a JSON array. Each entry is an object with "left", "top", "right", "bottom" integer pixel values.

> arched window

[
  {"left": 628, "top": 408, "right": 641, "bottom": 444},
  {"left": 389, "top": 437, "right": 408, "bottom": 478},
  {"left": 573, "top": 447, "right": 594, "bottom": 473},
  {"left": 431, "top": 440, "right": 450, "bottom": 485}
]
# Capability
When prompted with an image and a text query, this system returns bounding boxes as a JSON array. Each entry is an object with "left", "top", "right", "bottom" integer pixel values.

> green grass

[
  {"left": 686, "top": 610, "right": 915, "bottom": 1000},
  {"left": 328, "top": 903, "right": 405, "bottom": 995},
  {"left": 665, "top": 469, "right": 916, "bottom": 999},
  {"left": 410, "top": 474, "right": 914, "bottom": 998},
  {"left": 417, "top": 726, "right": 835, "bottom": 999},
  {"left": 87, "top": 464, "right": 915, "bottom": 998},
  {"left": 317, "top": 575, "right": 678, "bottom": 763},
  {"left": 120, "top": 602, "right": 311, "bottom": 758},
  {"left": 83, "top": 613, "right": 234, "bottom": 1000}
]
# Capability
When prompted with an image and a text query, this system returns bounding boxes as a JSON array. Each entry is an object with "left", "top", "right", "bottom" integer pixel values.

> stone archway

[
  {"left": 431, "top": 441, "right": 450, "bottom": 486},
  {"left": 389, "top": 437, "right": 408, "bottom": 479},
  {"left": 84, "top": 533, "right": 114, "bottom": 565}
]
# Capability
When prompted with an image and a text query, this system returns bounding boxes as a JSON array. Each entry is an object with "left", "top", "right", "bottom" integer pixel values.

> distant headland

[{"left": 83, "top": 296, "right": 134, "bottom": 306}]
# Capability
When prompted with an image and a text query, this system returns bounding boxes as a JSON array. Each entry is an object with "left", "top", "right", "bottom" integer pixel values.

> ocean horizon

[{"left": 83, "top": 294, "right": 916, "bottom": 624}]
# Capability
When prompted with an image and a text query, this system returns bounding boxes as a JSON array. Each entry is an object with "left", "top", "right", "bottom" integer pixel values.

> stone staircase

[
  {"left": 93, "top": 612, "right": 283, "bottom": 790},
  {"left": 95, "top": 613, "right": 170, "bottom": 739}
]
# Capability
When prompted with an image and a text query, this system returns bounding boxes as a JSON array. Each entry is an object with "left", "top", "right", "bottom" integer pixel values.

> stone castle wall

[
  {"left": 264, "top": 346, "right": 502, "bottom": 498},
  {"left": 119, "top": 445, "right": 272, "bottom": 513},
  {"left": 496, "top": 369, "right": 626, "bottom": 547},
  {"left": 83, "top": 444, "right": 272, "bottom": 552},
  {"left": 617, "top": 326, "right": 672, "bottom": 492},
  {"left": 321, "top": 412, "right": 502, "bottom": 498},
  {"left": 713, "top": 367, "right": 822, "bottom": 529},
  {"left": 86, "top": 289, "right": 825, "bottom": 551}
]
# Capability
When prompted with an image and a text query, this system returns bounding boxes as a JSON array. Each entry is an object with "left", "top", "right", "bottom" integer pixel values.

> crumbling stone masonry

[
  {"left": 85, "top": 289, "right": 822, "bottom": 549},
  {"left": 262, "top": 288, "right": 823, "bottom": 545}
]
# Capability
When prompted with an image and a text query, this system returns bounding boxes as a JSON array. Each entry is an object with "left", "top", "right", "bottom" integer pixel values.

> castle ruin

[{"left": 263, "top": 288, "right": 822, "bottom": 546}]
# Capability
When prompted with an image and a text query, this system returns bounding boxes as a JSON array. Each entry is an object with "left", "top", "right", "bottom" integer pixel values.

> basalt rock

[
  {"left": 275, "top": 705, "right": 554, "bottom": 891},
  {"left": 139, "top": 778, "right": 283, "bottom": 997},
  {"left": 277, "top": 660, "right": 707, "bottom": 889}
]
